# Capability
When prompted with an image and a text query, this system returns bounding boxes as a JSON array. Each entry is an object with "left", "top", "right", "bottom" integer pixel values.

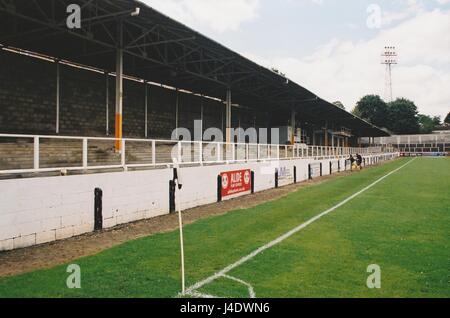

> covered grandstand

[{"left": 0, "top": 0, "right": 387, "bottom": 148}]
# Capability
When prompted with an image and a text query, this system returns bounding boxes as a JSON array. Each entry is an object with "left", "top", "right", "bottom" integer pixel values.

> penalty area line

[{"left": 184, "top": 158, "right": 416, "bottom": 296}]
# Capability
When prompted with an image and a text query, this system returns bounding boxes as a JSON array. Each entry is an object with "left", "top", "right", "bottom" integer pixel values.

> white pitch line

[
  {"left": 185, "top": 158, "right": 416, "bottom": 295},
  {"left": 183, "top": 290, "right": 218, "bottom": 298},
  {"left": 222, "top": 275, "right": 256, "bottom": 298}
]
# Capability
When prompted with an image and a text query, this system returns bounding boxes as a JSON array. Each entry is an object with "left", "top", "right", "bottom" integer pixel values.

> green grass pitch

[{"left": 0, "top": 157, "right": 449, "bottom": 298}]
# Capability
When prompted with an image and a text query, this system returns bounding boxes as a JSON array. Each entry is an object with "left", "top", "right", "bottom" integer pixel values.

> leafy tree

[
  {"left": 352, "top": 95, "right": 388, "bottom": 128},
  {"left": 332, "top": 101, "right": 345, "bottom": 110},
  {"left": 387, "top": 98, "right": 420, "bottom": 134},
  {"left": 418, "top": 114, "right": 436, "bottom": 134},
  {"left": 444, "top": 112, "right": 450, "bottom": 125},
  {"left": 352, "top": 94, "right": 442, "bottom": 134},
  {"left": 432, "top": 116, "right": 441, "bottom": 127}
]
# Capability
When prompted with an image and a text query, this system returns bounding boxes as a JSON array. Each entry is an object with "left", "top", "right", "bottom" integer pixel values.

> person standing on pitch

[
  {"left": 356, "top": 154, "right": 363, "bottom": 170},
  {"left": 348, "top": 154, "right": 356, "bottom": 170}
]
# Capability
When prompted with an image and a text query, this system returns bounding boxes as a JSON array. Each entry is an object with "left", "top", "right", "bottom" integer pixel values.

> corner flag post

[{"left": 173, "top": 158, "right": 185, "bottom": 295}]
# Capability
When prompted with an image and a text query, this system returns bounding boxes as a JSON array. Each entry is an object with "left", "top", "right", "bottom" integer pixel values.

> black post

[
  {"left": 251, "top": 171, "right": 255, "bottom": 194},
  {"left": 275, "top": 168, "right": 279, "bottom": 188},
  {"left": 308, "top": 164, "right": 312, "bottom": 180},
  {"left": 338, "top": 160, "right": 341, "bottom": 172},
  {"left": 294, "top": 166, "right": 297, "bottom": 184},
  {"left": 217, "top": 175, "right": 222, "bottom": 202},
  {"left": 320, "top": 163, "right": 323, "bottom": 177},
  {"left": 94, "top": 188, "right": 103, "bottom": 231},
  {"left": 169, "top": 180, "right": 176, "bottom": 213},
  {"left": 329, "top": 161, "right": 332, "bottom": 174}
]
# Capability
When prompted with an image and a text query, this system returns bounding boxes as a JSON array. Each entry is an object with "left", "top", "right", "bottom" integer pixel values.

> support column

[
  {"left": 290, "top": 109, "right": 296, "bottom": 145},
  {"left": 324, "top": 122, "right": 328, "bottom": 146},
  {"left": 144, "top": 82, "right": 148, "bottom": 138},
  {"left": 175, "top": 88, "right": 179, "bottom": 138},
  {"left": 56, "top": 60, "right": 60, "bottom": 134},
  {"left": 105, "top": 72, "right": 109, "bottom": 136},
  {"left": 226, "top": 89, "right": 232, "bottom": 144},
  {"left": 115, "top": 21, "right": 124, "bottom": 152},
  {"left": 200, "top": 95, "right": 204, "bottom": 140}
]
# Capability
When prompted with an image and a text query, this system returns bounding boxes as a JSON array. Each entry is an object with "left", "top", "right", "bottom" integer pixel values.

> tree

[
  {"left": 444, "top": 112, "right": 450, "bottom": 125},
  {"left": 332, "top": 101, "right": 345, "bottom": 110},
  {"left": 432, "top": 116, "right": 441, "bottom": 127},
  {"left": 418, "top": 114, "right": 435, "bottom": 134},
  {"left": 352, "top": 95, "right": 388, "bottom": 128},
  {"left": 386, "top": 98, "right": 420, "bottom": 134},
  {"left": 418, "top": 115, "right": 443, "bottom": 133}
]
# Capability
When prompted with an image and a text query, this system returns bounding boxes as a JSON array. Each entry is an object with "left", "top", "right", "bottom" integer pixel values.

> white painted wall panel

[{"left": 0, "top": 154, "right": 399, "bottom": 251}]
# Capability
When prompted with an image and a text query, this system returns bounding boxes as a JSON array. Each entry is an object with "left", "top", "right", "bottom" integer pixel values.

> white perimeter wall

[{"left": 0, "top": 154, "right": 398, "bottom": 251}]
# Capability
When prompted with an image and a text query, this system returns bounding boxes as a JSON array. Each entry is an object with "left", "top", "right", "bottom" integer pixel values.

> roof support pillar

[
  {"left": 175, "top": 88, "right": 179, "bottom": 138},
  {"left": 144, "top": 82, "right": 148, "bottom": 138},
  {"left": 290, "top": 109, "right": 296, "bottom": 145},
  {"left": 115, "top": 21, "right": 124, "bottom": 152},
  {"left": 324, "top": 121, "right": 328, "bottom": 147},
  {"left": 105, "top": 72, "right": 109, "bottom": 136},
  {"left": 226, "top": 89, "right": 232, "bottom": 144},
  {"left": 200, "top": 95, "right": 204, "bottom": 141},
  {"left": 56, "top": 60, "right": 60, "bottom": 134}
]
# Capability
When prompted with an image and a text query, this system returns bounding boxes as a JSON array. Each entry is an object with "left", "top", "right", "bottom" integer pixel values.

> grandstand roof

[{"left": 0, "top": 0, "right": 388, "bottom": 137}]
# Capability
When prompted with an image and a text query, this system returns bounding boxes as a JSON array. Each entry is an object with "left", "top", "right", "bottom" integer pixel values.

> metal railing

[{"left": 0, "top": 133, "right": 396, "bottom": 175}]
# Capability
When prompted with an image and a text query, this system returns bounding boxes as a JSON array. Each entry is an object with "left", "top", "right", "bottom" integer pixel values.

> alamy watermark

[
  {"left": 66, "top": 264, "right": 81, "bottom": 289},
  {"left": 170, "top": 121, "right": 280, "bottom": 163},
  {"left": 366, "top": 264, "right": 381, "bottom": 289},
  {"left": 66, "top": 4, "right": 81, "bottom": 29}
]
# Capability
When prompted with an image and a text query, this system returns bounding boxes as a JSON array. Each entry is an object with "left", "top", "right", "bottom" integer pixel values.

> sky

[{"left": 142, "top": 0, "right": 450, "bottom": 119}]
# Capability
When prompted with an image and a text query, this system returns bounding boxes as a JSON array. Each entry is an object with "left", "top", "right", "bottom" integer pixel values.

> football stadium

[{"left": 0, "top": 0, "right": 449, "bottom": 303}]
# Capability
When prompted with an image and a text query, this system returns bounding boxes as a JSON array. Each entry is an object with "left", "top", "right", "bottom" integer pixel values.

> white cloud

[
  {"left": 381, "top": 0, "right": 424, "bottom": 26},
  {"left": 141, "top": 0, "right": 260, "bottom": 33},
  {"left": 245, "top": 9, "right": 450, "bottom": 118}
]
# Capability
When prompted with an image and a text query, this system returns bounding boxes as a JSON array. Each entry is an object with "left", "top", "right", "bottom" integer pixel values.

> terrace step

[{"left": 0, "top": 139, "right": 171, "bottom": 171}]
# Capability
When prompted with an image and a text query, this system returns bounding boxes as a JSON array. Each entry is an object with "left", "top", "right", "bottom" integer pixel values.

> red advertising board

[{"left": 221, "top": 169, "right": 251, "bottom": 198}]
